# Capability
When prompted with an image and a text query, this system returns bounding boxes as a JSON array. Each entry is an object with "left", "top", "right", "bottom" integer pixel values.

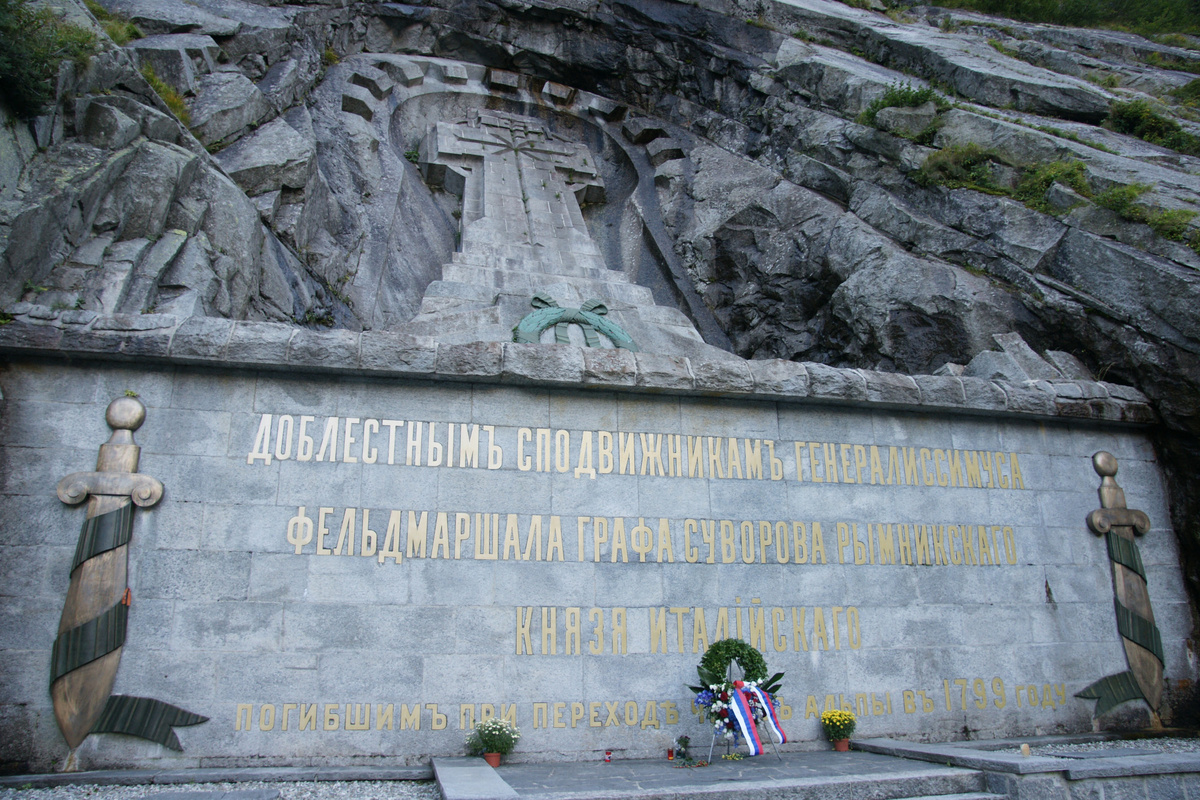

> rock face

[{"left": 3, "top": 0, "right": 1200, "bottom": 663}]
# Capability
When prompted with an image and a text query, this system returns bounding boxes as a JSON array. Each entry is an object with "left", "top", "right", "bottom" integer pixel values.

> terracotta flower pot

[
  {"left": 833, "top": 739, "right": 850, "bottom": 752},
  {"left": 484, "top": 752, "right": 502, "bottom": 767}
]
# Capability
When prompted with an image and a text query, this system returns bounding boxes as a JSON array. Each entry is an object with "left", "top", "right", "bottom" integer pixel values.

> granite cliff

[{"left": 3, "top": 0, "right": 1200, "bottom": 651}]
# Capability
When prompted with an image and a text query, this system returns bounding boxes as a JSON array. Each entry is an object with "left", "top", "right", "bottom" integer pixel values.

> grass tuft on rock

[
  {"left": 914, "top": 143, "right": 1007, "bottom": 192},
  {"left": 1107, "top": 98, "right": 1200, "bottom": 156},
  {"left": 0, "top": 0, "right": 97, "bottom": 117},
  {"left": 1014, "top": 159, "right": 1089, "bottom": 212},
  {"left": 140, "top": 63, "right": 190, "bottom": 125},
  {"left": 1145, "top": 50, "right": 1200, "bottom": 75},
  {"left": 858, "top": 82, "right": 947, "bottom": 126},
  {"left": 925, "top": 0, "right": 1200, "bottom": 37},
  {"left": 1172, "top": 79, "right": 1200, "bottom": 106},
  {"left": 1093, "top": 182, "right": 1198, "bottom": 241},
  {"left": 917, "top": 148, "right": 1199, "bottom": 249},
  {"left": 84, "top": 0, "right": 140, "bottom": 45}
]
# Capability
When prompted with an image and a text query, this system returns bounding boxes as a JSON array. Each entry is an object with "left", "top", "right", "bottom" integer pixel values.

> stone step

[
  {"left": 438, "top": 265, "right": 655, "bottom": 310},
  {"left": 635, "top": 303, "right": 696, "bottom": 329},
  {"left": 898, "top": 794, "right": 1005, "bottom": 800},
  {"left": 433, "top": 757, "right": 517, "bottom": 800},
  {"left": 405, "top": 305, "right": 501, "bottom": 336},
  {"left": 423, "top": 279, "right": 499, "bottom": 304}
]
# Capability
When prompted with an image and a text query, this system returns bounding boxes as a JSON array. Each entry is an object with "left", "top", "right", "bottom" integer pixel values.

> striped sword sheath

[{"left": 51, "top": 397, "right": 206, "bottom": 751}]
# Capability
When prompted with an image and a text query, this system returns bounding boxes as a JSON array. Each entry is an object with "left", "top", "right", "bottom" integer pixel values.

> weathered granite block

[
  {"left": 859, "top": 369, "right": 920, "bottom": 405},
  {"left": 960, "top": 376, "right": 1008, "bottom": 411},
  {"left": 1090, "top": 397, "right": 1124, "bottom": 421},
  {"left": 1053, "top": 397, "right": 1101, "bottom": 419},
  {"left": 0, "top": 321, "right": 63, "bottom": 351},
  {"left": 60, "top": 325, "right": 129, "bottom": 354},
  {"left": 227, "top": 322, "right": 293, "bottom": 364},
  {"left": 59, "top": 310, "right": 97, "bottom": 326},
  {"left": 441, "top": 62, "right": 468, "bottom": 83},
  {"left": 93, "top": 313, "right": 177, "bottom": 332},
  {"left": 747, "top": 358, "right": 808, "bottom": 397},
  {"left": 622, "top": 118, "right": 665, "bottom": 144},
  {"left": 119, "top": 329, "right": 173, "bottom": 358},
  {"left": 806, "top": 362, "right": 867, "bottom": 401},
  {"left": 350, "top": 64, "right": 395, "bottom": 100},
  {"left": 914, "top": 373, "right": 965, "bottom": 407},
  {"left": 340, "top": 84, "right": 376, "bottom": 122},
  {"left": 25, "top": 304, "right": 59, "bottom": 321},
  {"left": 583, "top": 98, "right": 622, "bottom": 125},
  {"left": 436, "top": 341, "right": 503, "bottom": 378},
  {"left": 170, "top": 316, "right": 233, "bottom": 360},
  {"left": 994, "top": 331, "right": 1062, "bottom": 379},
  {"left": 1044, "top": 350, "right": 1093, "bottom": 379},
  {"left": 1101, "top": 381, "right": 1149, "bottom": 403},
  {"left": 541, "top": 81, "right": 575, "bottom": 105},
  {"left": 646, "top": 137, "right": 684, "bottom": 166},
  {"left": 134, "top": 549, "right": 253, "bottom": 602},
  {"left": 1121, "top": 402, "right": 1156, "bottom": 424},
  {"left": 287, "top": 329, "right": 360, "bottom": 370},
  {"left": 360, "top": 330, "right": 437, "bottom": 373},
  {"left": 1004, "top": 381, "right": 1056, "bottom": 415},
  {"left": 964, "top": 349, "right": 1029, "bottom": 383},
  {"left": 690, "top": 356, "right": 752, "bottom": 393},
  {"left": 633, "top": 352, "right": 693, "bottom": 390},
  {"left": 501, "top": 343, "right": 585, "bottom": 384},
  {"left": 581, "top": 347, "right": 636, "bottom": 386},
  {"left": 486, "top": 68, "right": 520, "bottom": 92}
]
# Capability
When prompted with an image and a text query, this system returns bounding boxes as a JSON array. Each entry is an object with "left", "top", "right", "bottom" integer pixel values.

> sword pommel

[
  {"left": 105, "top": 396, "right": 145, "bottom": 435},
  {"left": 56, "top": 397, "right": 163, "bottom": 508},
  {"left": 1092, "top": 451, "right": 1118, "bottom": 478}
]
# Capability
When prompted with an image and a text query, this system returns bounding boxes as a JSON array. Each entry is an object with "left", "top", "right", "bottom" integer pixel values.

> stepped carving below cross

[{"left": 404, "top": 109, "right": 732, "bottom": 359}]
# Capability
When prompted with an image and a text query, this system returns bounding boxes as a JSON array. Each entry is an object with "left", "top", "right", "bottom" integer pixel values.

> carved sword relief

[
  {"left": 51, "top": 396, "right": 206, "bottom": 751},
  {"left": 1076, "top": 450, "right": 1163, "bottom": 717}
]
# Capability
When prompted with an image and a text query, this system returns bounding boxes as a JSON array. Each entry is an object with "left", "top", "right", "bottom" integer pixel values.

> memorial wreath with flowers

[{"left": 688, "top": 639, "right": 787, "bottom": 756}]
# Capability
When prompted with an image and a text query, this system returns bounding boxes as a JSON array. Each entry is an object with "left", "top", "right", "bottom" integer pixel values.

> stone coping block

[
  {"left": 432, "top": 757, "right": 518, "bottom": 800},
  {"left": 853, "top": 736, "right": 1200, "bottom": 779},
  {"left": 0, "top": 311, "right": 1156, "bottom": 425},
  {"left": 0, "top": 766, "right": 432, "bottom": 789}
]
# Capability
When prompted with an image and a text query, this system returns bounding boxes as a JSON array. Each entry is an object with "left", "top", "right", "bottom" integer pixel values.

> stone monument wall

[{"left": 0, "top": 340, "right": 1185, "bottom": 770}]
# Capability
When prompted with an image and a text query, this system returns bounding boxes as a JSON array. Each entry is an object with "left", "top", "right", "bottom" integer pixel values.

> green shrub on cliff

[
  {"left": 1107, "top": 99, "right": 1200, "bottom": 156},
  {"left": 858, "top": 82, "right": 947, "bottom": 127},
  {"left": 926, "top": 0, "right": 1200, "bottom": 37},
  {"left": 0, "top": 0, "right": 97, "bottom": 117},
  {"left": 918, "top": 148, "right": 1199, "bottom": 248},
  {"left": 914, "top": 143, "right": 1006, "bottom": 192}
]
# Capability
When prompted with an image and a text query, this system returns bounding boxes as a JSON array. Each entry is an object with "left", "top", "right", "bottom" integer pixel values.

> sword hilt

[{"left": 56, "top": 397, "right": 163, "bottom": 508}]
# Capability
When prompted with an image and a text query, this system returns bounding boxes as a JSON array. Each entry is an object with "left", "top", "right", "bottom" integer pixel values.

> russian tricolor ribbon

[
  {"left": 727, "top": 688, "right": 765, "bottom": 756},
  {"left": 746, "top": 685, "right": 787, "bottom": 745}
]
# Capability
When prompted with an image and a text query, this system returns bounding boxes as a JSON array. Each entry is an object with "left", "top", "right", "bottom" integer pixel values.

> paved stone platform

[
  {"left": 467, "top": 751, "right": 991, "bottom": 800},
  {"left": 8, "top": 738, "right": 1200, "bottom": 800}
]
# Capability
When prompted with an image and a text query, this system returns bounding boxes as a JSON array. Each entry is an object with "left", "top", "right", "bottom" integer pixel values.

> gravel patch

[
  {"left": 0, "top": 781, "right": 442, "bottom": 800},
  {"left": 1026, "top": 738, "right": 1200, "bottom": 757}
]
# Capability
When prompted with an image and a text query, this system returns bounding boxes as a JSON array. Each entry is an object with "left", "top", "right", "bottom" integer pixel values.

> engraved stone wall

[{"left": 0, "top": 360, "right": 1185, "bottom": 770}]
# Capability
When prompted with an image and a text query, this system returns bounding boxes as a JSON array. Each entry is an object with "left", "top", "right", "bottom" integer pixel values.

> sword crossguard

[
  {"left": 1087, "top": 507, "right": 1151, "bottom": 536},
  {"left": 57, "top": 472, "right": 164, "bottom": 507}
]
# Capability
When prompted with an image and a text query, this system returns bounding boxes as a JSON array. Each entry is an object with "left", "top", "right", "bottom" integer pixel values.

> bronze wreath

[{"left": 698, "top": 639, "right": 769, "bottom": 685}]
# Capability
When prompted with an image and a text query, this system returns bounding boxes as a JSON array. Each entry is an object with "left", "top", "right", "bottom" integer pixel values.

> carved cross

[{"left": 418, "top": 109, "right": 605, "bottom": 268}]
